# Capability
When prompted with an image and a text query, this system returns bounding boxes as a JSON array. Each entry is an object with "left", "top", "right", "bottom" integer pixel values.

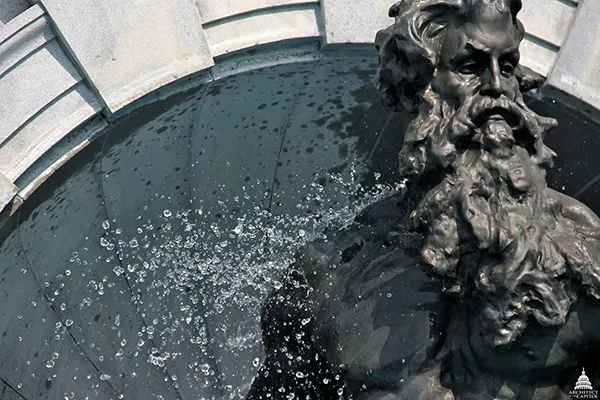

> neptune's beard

[{"left": 406, "top": 94, "right": 600, "bottom": 352}]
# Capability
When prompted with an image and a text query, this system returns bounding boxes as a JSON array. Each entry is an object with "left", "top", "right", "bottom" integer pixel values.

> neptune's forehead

[{"left": 482, "top": 0, "right": 512, "bottom": 12}]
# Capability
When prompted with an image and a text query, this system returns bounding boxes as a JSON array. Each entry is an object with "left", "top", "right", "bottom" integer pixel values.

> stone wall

[
  {"left": 0, "top": 0, "right": 598, "bottom": 216},
  {"left": 0, "top": 4, "right": 102, "bottom": 212}
]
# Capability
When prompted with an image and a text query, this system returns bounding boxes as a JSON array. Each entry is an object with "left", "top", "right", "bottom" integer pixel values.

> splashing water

[{"left": 66, "top": 173, "right": 405, "bottom": 398}]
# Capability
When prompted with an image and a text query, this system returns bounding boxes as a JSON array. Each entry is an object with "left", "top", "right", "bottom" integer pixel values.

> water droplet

[
  {"left": 99, "top": 374, "right": 111, "bottom": 381},
  {"left": 163, "top": 209, "right": 172, "bottom": 218},
  {"left": 252, "top": 357, "right": 260, "bottom": 367},
  {"left": 129, "top": 239, "right": 139, "bottom": 248},
  {"left": 46, "top": 360, "right": 55, "bottom": 368},
  {"left": 102, "top": 220, "right": 110, "bottom": 230},
  {"left": 200, "top": 364, "right": 210, "bottom": 375}
]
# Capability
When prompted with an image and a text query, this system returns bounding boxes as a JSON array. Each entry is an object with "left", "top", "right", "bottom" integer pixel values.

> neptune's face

[{"left": 432, "top": 8, "right": 521, "bottom": 110}]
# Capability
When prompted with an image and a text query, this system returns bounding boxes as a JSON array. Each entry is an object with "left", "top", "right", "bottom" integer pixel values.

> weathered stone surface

[
  {"left": 0, "top": 21, "right": 75, "bottom": 143},
  {"left": 204, "top": 5, "right": 320, "bottom": 56},
  {"left": 0, "top": 16, "right": 54, "bottom": 78},
  {"left": 0, "top": 173, "right": 17, "bottom": 211},
  {"left": 0, "top": 5, "right": 102, "bottom": 191},
  {"left": 0, "top": 4, "right": 44, "bottom": 44},
  {"left": 321, "top": 0, "right": 394, "bottom": 44},
  {"left": 519, "top": 37, "right": 558, "bottom": 77},
  {"left": 195, "top": 0, "right": 317, "bottom": 24},
  {"left": 520, "top": 0, "right": 577, "bottom": 47},
  {"left": 0, "top": 83, "right": 101, "bottom": 182},
  {"left": 548, "top": 0, "right": 600, "bottom": 112},
  {"left": 0, "top": 0, "right": 30, "bottom": 27},
  {"left": 516, "top": 0, "right": 578, "bottom": 76},
  {"left": 40, "top": 0, "right": 214, "bottom": 112},
  {"left": 15, "top": 118, "right": 107, "bottom": 202}
]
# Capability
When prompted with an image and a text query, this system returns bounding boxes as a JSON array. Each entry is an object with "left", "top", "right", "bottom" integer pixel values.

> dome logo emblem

[{"left": 570, "top": 368, "right": 599, "bottom": 399}]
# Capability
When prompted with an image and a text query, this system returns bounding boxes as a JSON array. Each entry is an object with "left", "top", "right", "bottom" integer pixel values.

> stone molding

[{"left": 0, "top": 4, "right": 101, "bottom": 213}]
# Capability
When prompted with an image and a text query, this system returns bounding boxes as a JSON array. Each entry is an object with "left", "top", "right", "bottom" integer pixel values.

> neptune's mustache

[{"left": 441, "top": 94, "right": 557, "bottom": 167}]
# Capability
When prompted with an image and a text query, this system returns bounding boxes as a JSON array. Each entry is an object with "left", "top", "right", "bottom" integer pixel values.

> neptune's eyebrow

[
  {"left": 465, "top": 41, "right": 519, "bottom": 55},
  {"left": 450, "top": 42, "right": 519, "bottom": 64}
]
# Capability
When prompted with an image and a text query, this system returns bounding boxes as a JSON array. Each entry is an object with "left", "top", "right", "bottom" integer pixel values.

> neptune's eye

[
  {"left": 458, "top": 60, "right": 481, "bottom": 75},
  {"left": 501, "top": 61, "right": 515, "bottom": 77}
]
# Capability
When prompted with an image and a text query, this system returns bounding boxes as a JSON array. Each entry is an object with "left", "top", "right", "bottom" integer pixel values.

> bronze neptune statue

[{"left": 247, "top": 0, "right": 600, "bottom": 398}]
